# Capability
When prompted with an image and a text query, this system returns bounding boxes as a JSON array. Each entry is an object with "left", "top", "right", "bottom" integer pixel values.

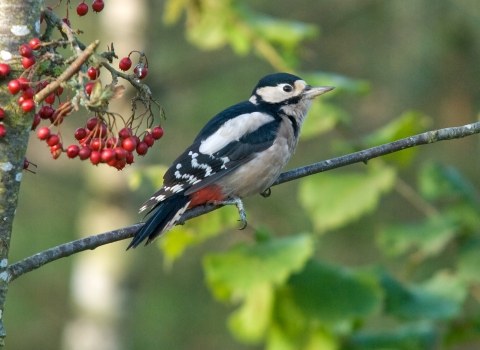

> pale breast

[{"left": 217, "top": 116, "right": 297, "bottom": 198}]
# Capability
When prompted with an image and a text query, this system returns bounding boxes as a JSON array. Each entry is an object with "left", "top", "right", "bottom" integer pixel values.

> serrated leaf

[
  {"left": 301, "top": 101, "right": 350, "bottom": 140},
  {"left": 203, "top": 234, "right": 314, "bottom": 301},
  {"left": 381, "top": 272, "right": 462, "bottom": 320},
  {"left": 301, "top": 72, "right": 370, "bottom": 96},
  {"left": 361, "top": 111, "right": 431, "bottom": 167},
  {"left": 288, "top": 261, "right": 382, "bottom": 324},
  {"left": 457, "top": 238, "right": 480, "bottom": 283},
  {"left": 377, "top": 215, "right": 458, "bottom": 257},
  {"left": 299, "top": 167, "right": 396, "bottom": 233},
  {"left": 228, "top": 283, "right": 274, "bottom": 344},
  {"left": 348, "top": 322, "right": 437, "bottom": 350}
]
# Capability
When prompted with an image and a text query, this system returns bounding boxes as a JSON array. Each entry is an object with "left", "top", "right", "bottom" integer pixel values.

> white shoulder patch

[{"left": 199, "top": 112, "right": 274, "bottom": 155}]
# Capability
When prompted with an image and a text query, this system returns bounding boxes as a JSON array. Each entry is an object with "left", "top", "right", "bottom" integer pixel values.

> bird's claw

[
  {"left": 260, "top": 188, "right": 271, "bottom": 198},
  {"left": 219, "top": 197, "right": 248, "bottom": 230}
]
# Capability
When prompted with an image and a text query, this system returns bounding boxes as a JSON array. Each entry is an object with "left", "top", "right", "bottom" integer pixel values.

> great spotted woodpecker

[{"left": 127, "top": 73, "right": 334, "bottom": 249}]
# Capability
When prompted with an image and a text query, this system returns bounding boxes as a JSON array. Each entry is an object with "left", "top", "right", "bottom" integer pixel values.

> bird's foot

[
  {"left": 260, "top": 188, "right": 271, "bottom": 198},
  {"left": 219, "top": 197, "right": 247, "bottom": 230}
]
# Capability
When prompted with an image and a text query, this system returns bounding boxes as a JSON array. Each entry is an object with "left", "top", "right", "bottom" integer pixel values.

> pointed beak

[{"left": 303, "top": 86, "right": 335, "bottom": 99}]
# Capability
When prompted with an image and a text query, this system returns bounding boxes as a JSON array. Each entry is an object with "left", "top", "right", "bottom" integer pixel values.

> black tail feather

[{"left": 127, "top": 194, "right": 191, "bottom": 250}]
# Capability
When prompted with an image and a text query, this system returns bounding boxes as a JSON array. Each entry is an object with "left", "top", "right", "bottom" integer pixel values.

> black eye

[{"left": 283, "top": 85, "right": 293, "bottom": 92}]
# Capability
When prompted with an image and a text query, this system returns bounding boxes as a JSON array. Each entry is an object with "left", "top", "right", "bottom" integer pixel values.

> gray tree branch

[{"left": 7, "top": 121, "right": 480, "bottom": 281}]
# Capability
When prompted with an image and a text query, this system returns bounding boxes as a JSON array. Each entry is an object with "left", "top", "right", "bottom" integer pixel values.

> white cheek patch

[
  {"left": 256, "top": 80, "right": 307, "bottom": 103},
  {"left": 199, "top": 112, "right": 274, "bottom": 155}
]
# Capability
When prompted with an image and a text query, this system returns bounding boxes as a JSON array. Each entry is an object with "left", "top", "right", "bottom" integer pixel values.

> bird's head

[
  {"left": 249, "top": 72, "right": 334, "bottom": 105},
  {"left": 249, "top": 72, "right": 334, "bottom": 123}
]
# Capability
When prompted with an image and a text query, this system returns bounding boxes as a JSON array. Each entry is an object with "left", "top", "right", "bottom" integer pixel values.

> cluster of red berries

[
  {"left": 36, "top": 119, "right": 163, "bottom": 169},
  {"left": 76, "top": 0, "right": 105, "bottom": 17}
]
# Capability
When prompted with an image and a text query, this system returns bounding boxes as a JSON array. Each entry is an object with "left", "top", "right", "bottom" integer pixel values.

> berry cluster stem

[{"left": 34, "top": 40, "right": 99, "bottom": 104}]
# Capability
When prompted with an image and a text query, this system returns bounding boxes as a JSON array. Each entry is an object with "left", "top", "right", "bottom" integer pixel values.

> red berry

[
  {"left": 0, "top": 63, "right": 11, "bottom": 78},
  {"left": 118, "top": 127, "right": 132, "bottom": 139},
  {"left": 75, "top": 128, "right": 87, "bottom": 140},
  {"left": 0, "top": 108, "right": 4, "bottom": 121},
  {"left": 133, "top": 65, "right": 148, "bottom": 79},
  {"left": 114, "top": 159, "right": 126, "bottom": 170},
  {"left": 92, "top": 0, "right": 104, "bottom": 13},
  {"left": 107, "top": 158, "right": 117, "bottom": 167},
  {"left": 125, "top": 151, "right": 134, "bottom": 164},
  {"left": 45, "top": 93, "right": 55, "bottom": 105},
  {"left": 17, "top": 78, "right": 29, "bottom": 90},
  {"left": 122, "top": 137, "right": 137, "bottom": 152},
  {"left": 36, "top": 81, "right": 49, "bottom": 93},
  {"left": 17, "top": 95, "right": 26, "bottom": 106},
  {"left": 0, "top": 125, "right": 6, "bottom": 138},
  {"left": 106, "top": 137, "right": 117, "bottom": 148},
  {"left": 132, "top": 135, "right": 140, "bottom": 146},
  {"left": 38, "top": 106, "right": 54, "bottom": 119},
  {"left": 86, "top": 117, "right": 98, "bottom": 130},
  {"left": 51, "top": 145, "right": 62, "bottom": 159},
  {"left": 101, "top": 148, "right": 115, "bottom": 163},
  {"left": 66, "top": 144, "right": 80, "bottom": 158},
  {"left": 119, "top": 57, "right": 132, "bottom": 71},
  {"left": 21, "top": 87, "right": 35, "bottom": 100},
  {"left": 22, "top": 56, "right": 36, "bottom": 69},
  {"left": 151, "top": 126, "right": 164, "bottom": 140},
  {"left": 62, "top": 17, "right": 71, "bottom": 27},
  {"left": 79, "top": 146, "right": 92, "bottom": 160},
  {"left": 90, "top": 150, "right": 101, "bottom": 165},
  {"left": 32, "top": 113, "right": 41, "bottom": 130},
  {"left": 46, "top": 134, "right": 60, "bottom": 146},
  {"left": 143, "top": 133, "right": 154, "bottom": 147},
  {"left": 97, "top": 123, "right": 107, "bottom": 139},
  {"left": 114, "top": 147, "right": 126, "bottom": 160},
  {"left": 50, "top": 114, "right": 64, "bottom": 126},
  {"left": 90, "top": 138, "right": 105, "bottom": 150},
  {"left": 77, "top": 2, "right": 89, "bottom": 16},
  {"left": 85, "top": 82, "right": 94, "bottom": 95},
  {"left": 21, "top": 99, "right": 35, "bottom": 112},
  {"left": 29, "top": 38, "right": 41, "bottom": 50},
  {"left": 18, "top": 44, "right": 33, "bottom": 58},
  {"left": 37, "top": 127, "right": 50, "bottom": 140},
  {"left": 23, "top": 157, "right": 29, "bottom": 169},
  {"left": 136, "top": 141, "right": 148, "bottom": 156},
  {"left": 56, "top": 86, "right": 64, "bottom": 96},
  {"left": 87, "top": 66, "right": 100, "bottom": 80},
  {"left": 8, "top": 80, "right": 21, "bottom": 95}
]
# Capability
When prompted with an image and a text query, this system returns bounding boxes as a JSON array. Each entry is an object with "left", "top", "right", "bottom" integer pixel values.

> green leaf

[
  {"left": 247, "top": 14, "right": 318, "bottom": 49},
  {"left": 420, "top": 271, "right": 467, "bottom": 307},
  {"left": 163, "top": 0, "right": 189, "bottom": 24},
  {"left": 419, "top": 162, "right": 480, "bottom": 207},
  {"left": 457, "top": 238, "right": 480, "bottom": 283},
  {"left": 301, "top": 101, "right": 351, "bottom": 140},
  {"left": 203, "top": 234, "right": 314, "bottom": 301},
  {"left": 299, "top": 167, "right": 396, "bottom": 233},
  {"left": 348, "top": 322, "right": 437, "bottom": 350},
  {"left": 128, "top": 165, "right": 168, "bottom": 191},
  {"left": 160, "top": 205, "right": 239, "bottom": 267},
  {"left": 301, "top": 72, "right": 371, "bottom": 96},
  {"left": 377, "top": 215, "right": 458, "bottom": 257},
  {"left": 228, "top": 283, "right": 274, "bottom": 344},
  {"left": 287, "top": 260, "right": 382, "bottom": 324},
  {"left": 381, "top": 272, "right": 462, "bottom": 320},
  {"left": 361, "top": 111, "right": 431, "bottom": 167}
]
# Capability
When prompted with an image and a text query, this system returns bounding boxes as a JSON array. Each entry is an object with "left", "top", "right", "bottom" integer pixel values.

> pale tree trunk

[
  {"left": 61, "top": 1, "right": 147, "bottom": 349},
  {"left": 0, "top": 0, "right": 41, "bottom": 347}
]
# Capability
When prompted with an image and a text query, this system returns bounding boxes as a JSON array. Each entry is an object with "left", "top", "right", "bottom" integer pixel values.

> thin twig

[
  {"left": 7, "top": 121, "right": 480, "bottom": 281},
  {"left": 34, "top": 40, "right": 99, "bottom": 103}
]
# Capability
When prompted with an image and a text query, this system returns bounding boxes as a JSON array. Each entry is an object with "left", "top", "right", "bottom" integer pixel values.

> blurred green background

[{"left": 7, "top": 0, "right": 480, "bottom": 349}]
